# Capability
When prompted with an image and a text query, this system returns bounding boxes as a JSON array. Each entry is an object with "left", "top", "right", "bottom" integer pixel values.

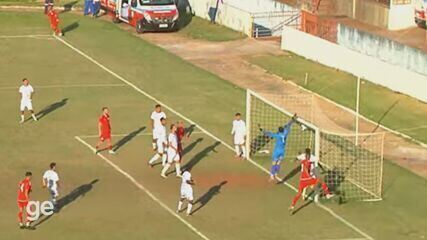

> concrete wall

[
  {"left": 337, "top": 24, "right": 427, "bottom": 76},
  {"left": 281, "top": 26, "right": 427, "bottom": 102},
  {"left": 188, "top": 0, "right": 298, "bottom": 36},
  {"left": 333, "top": 0, "right": 415, "bottom": 30},
  {"left": 188, "top": 0, "right": 253, "bottom": 35}
]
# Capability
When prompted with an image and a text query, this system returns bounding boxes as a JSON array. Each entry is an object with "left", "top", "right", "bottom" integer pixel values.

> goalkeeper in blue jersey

[{"left": 261, "top": 114, "right": 298, "bottom": 182}]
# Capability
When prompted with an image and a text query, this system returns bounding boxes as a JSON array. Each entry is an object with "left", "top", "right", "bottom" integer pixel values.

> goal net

[{"left": 246, "top": 89, "right": 384, "bottom": 201}]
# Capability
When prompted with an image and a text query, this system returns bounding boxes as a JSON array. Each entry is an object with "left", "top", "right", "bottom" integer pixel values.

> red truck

[{"left": 101, "top": 0, "right": 180, "bottom": 33}]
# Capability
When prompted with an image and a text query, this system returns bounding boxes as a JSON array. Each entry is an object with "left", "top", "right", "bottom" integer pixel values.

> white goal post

[{"left": 245, "top": 89, "right": 384, "bottom": 201}]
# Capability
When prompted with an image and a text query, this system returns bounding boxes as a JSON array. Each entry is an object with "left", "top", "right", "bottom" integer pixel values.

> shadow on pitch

[
  {"left": 277, "top": 165, "right": 300, "bottom": 184},
  {"left": 191, "top": 181, "right": 227, "bottom": 215},
  {"left": 33, "top": 179, "right": 99, "bottom": 228},
  {"left": 291, "top": 199, "right": 314, "bottom": 216},
  {"left": 31, "top": 98, "right": 68, "bottom": 122},
  {"left": 112, "top": 127, "right": 146, "bottom": 152},
  {"left": 182, "top": 137, "right": 203, "bottom": 157},
  {"left": 182, "top": 141, "right": 221, "bottom": 172},
  {"left": 62, "top": 21, "right": 79, "bottom": 35}
]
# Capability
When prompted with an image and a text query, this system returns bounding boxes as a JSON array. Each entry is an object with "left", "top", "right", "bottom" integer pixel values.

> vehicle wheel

[{"left": 136, "top": 20, "right": 145, "bottom": 34}]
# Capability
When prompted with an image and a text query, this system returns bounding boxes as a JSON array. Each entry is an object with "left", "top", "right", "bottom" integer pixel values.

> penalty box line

[
  {"left": 0, "top": 34, "right": 53, "bottom": 39},
  {"left": 79, "top": 131, "right": 204, "bottom": 139},
  {"left": 75, "top": 136, "right": 211, "bottom": 240},
  {"left": 56, "top": 36, "right": 374, "bottom": 240}
]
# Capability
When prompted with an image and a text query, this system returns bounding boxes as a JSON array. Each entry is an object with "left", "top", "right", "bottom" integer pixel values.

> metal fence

[{"left": 251, "top": 10, "right": 301, "bottom": 38}]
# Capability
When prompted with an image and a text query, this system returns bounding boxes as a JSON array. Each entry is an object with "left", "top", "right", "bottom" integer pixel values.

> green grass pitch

[{"left": 1, "top": 11, "right": 427, "bottom": 240}]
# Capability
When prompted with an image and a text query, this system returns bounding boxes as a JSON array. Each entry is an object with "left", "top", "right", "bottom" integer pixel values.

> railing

[{"left": 251, "top": 10, "right": 301, "bottom": 38}]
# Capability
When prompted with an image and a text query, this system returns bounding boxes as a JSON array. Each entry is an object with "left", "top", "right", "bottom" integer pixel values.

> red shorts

[
  {"left": 100, "top": 132, "right": 111, "bottom": 141},
  {"left": 299, "top": 178, "right": 319, "bottom": 189},
  {"left": 17, "top": 201, "right": 28, "bottom": 209}
]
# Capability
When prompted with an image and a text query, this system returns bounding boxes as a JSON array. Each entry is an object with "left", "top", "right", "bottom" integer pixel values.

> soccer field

[{"left": 1, "top": 11, "right": 427, "bottom": 240}]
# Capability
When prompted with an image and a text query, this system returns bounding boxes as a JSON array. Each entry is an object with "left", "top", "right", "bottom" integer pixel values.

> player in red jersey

[
  {"left": 176, "top": 121, "right": 187, "bottom": 161},
  {"left": 47, "top": 5, "right": 62, "bottom": 36},
  {"left": 17, "top": 172, "right": 33, "bottom": 229},
  {"left": 95, "top": 107, "right": 115, "bottom": 154},
  {"left": 289, "top": 148, "right": 333, "bottom": 213}
]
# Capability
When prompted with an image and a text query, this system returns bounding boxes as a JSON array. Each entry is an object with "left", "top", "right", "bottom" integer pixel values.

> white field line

[
  {"left": 0, "top": 34, "right": 53, "bottom": 39},
  {"left": 246, "top": 61, "right": 427, "bottom": 149},
  {"left": 79, "top": 131, "right": 204, "bottom": 138},
  {"left": 75, "top": 136, "right": 210, "bottom": 240},
  {"left": 56, "top": 36, "right": 373, "bottom": 240},
  {"left": 0, "top": 83, "right": 128, "bottom": 90}
]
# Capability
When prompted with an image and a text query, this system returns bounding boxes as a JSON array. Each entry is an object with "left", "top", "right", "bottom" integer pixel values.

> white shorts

[
  {"left": 153, "top": 128, "right": 163, "bottom": 140},
  {"left": 167, "top": 149, "right": 180, "bottom": 163},
  {"left": 234, "top": 134, "right": 245, "bottom": 145},
  {"left": 180, "top": 187, "right": 193, "bottom": 201},
  {"left": 20, "top": 100, "right": 33, "bottom": 111},
  {"left": 157, "top": 140, "right": 166, "bottom": 154}
]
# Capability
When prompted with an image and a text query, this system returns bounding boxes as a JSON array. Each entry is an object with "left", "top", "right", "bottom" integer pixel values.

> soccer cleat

[
  {"left": 288, "top": 206, "right": 294, "bottom": 215},
  {"left": 160, "top": 173, "right": 167, "bottom": 179},
  {"left": 325, "top": 193, "right": 334, "bottom": 199},
  {"left": 19, "top": 224, "right": 25, "bottom": 229},
  {"left": 186, "top": 212, "right": 192, "bottom": 217},
  {"left": 108, "top": 150, "right": 116, "bottom": 155},
  {"left": 25, "top": 226, "right": 36, "bottom": 230},
  {"left": 176, "top": 174, "right": 182, "bottom": 178},
  {"left": 148, "top": 162, "right": 154, "bottom": 168},
  {"left": 19, "top": 120, "right": 24, "bottom": 124}
]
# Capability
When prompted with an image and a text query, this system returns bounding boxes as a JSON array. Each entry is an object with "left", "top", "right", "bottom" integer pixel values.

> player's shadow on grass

[
  {"left": 182, "top": 137, "right": 203, "bottom": 157},
  {"left": 185, "top": 124, "right": 196, "bottom": 138},
  {"left": 292, "top": 199, "right": 314, "bottom": 215},
  {"left": 33, "top": 98, "right": 68, "bottom": 121},
  {"left": 33, "top": 179, "right": 99, "bottom": 228},
  {"left": 182, "top": 141, "right": 221, "bottom": 172},
  {"left": 62, "top": 21, "right": 79, "bottom": 35},
  {"left": 277, "top": 165, "right": 300, "bottom": 184},
  {"left": 191, "top": 181, "right": 227, "bottom": 215},
  {"left": 112, "top": 127, "right": 146, "bottom": 152}
]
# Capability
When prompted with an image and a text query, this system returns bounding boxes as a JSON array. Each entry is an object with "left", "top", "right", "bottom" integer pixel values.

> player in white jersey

[
  {"left": 19, "top": 78, "right": 38, "bottom": 123},
  {"left": 231, "top": 113, "right": 246, "bottom": 159},
  {"left": 148, "top": 117, "right": 167, "bottom": 167},
  {"left": 42, "top": 162, "right": 60, "bottom": 207},
  {"left": 296, "top": 152, "right": 320, "bottom": 201},
  {"left": 160, "top": 124, "right": 182, "bottom": 178},
  {"left": 151, "top": 104, "right": 166, "bottom": 151},
  {"left": 176, "top": 169, "right": 195, "bottom": 216}
]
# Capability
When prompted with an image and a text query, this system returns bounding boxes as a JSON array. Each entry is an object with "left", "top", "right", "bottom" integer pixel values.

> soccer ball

[{"left": 258, "top": 149, "right": 270, "bottom": 154}]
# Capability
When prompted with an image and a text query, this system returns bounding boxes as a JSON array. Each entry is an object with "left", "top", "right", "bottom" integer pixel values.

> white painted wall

[
  {"left": 281, "top": 26, "right": 427, "bottom": 102},
  {"left": 388, "top": 2, "right": 417, "bottom": 30}
]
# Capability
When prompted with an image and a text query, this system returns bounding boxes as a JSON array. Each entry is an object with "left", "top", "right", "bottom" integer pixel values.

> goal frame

[
  {"left": 245, "top": 89, "right": 384, "bottom": 201},
  {"left": 245, "top": 89, "right": 321, "bottom": 158}
]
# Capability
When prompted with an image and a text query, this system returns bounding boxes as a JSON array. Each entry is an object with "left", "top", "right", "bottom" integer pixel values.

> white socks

[
  {"left": 235, "top": 145, "right": 246, "bottom": 158},
  {"left": 161, "top": 163, "right": 170, "bottom": 176},
  {"left": 152, "top": 142, "right": 156, "bottom": 149},
  {"left": 234, "top": 145, "right": 240, "bottom": 156},
  {"left": 177, "top": 201, "right": 192, "bottom": 216},
  {"left": 161, "top": 154, "right": 167, "bottom": 166},
  {"left": 175, "top": 163, "right": 181, "bottom": 176},
  {"left": 20, "top": 115, "right": 24, "bottom": 122},
  {"left": 187, "top": 203, "right": 192, "bottom": 215},
  {"left": 31, "top": 114, "right": 37, "bottom": 121},
  {"left": 177, "top": 201, "right": 183, "bottom": 211},
  {"left": 149, "top": 154, "right": 160, "bottom": 164}
]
